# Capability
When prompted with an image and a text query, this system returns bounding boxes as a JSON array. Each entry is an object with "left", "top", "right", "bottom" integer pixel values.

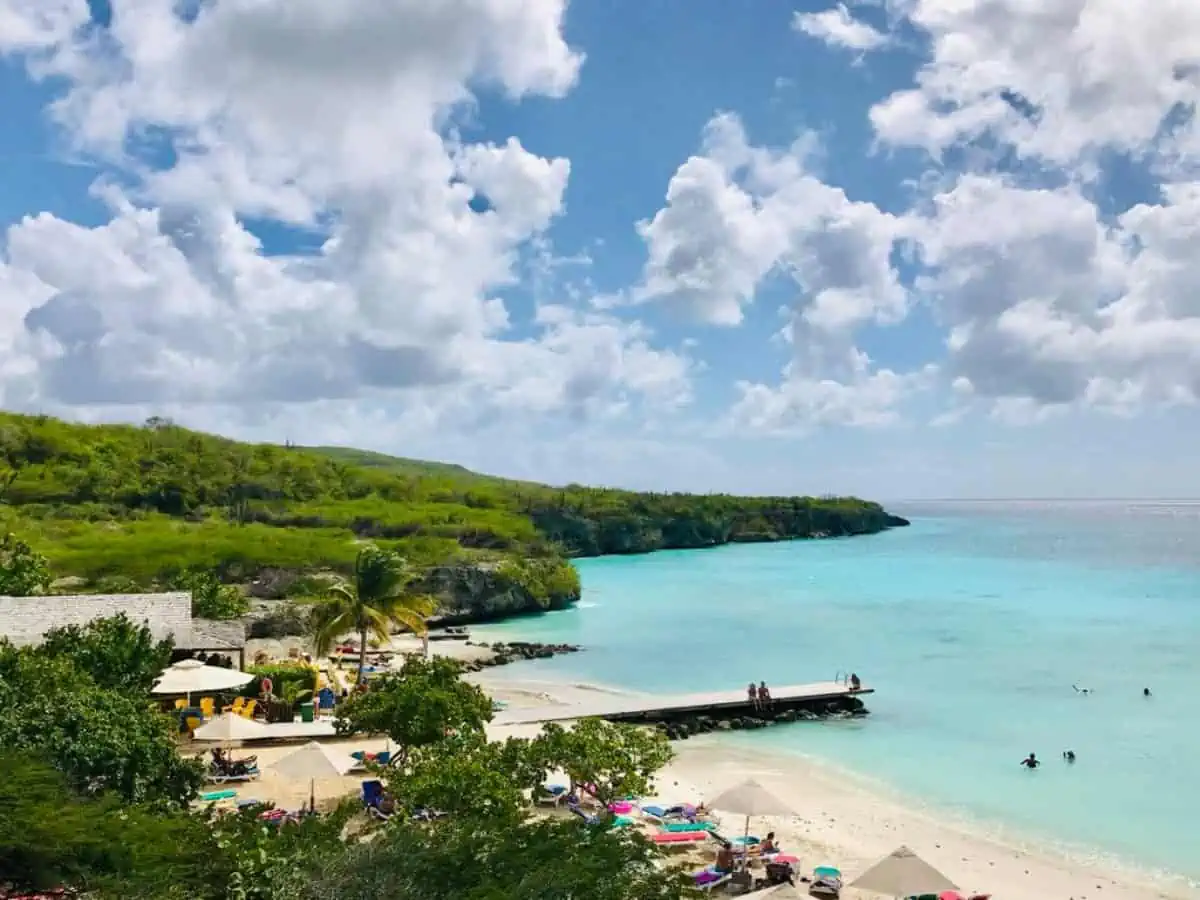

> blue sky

[{"left": 2, "top": 0, "right": 1199, "bottom": 500}]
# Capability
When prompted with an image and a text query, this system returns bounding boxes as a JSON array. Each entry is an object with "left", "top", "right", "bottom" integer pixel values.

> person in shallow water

[
  {"left": 1144, "top": 687, "right": 1152, "bottom": 697},
  {"left": 1062, "top": 750, "right": 1076, "bottom": 763},
  {"left": 1020, "top": 752, "right": 1040, "bottom": 769}
]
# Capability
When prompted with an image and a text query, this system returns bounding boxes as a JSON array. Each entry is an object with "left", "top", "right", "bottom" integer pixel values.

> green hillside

[{"left": 0, "top": 412, "right": 905, "bottom": 609}]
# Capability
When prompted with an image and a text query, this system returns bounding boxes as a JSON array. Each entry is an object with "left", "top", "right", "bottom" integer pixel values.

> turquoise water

[{"left": 476, "top": 502, "right": 1200, "bottom": 881}]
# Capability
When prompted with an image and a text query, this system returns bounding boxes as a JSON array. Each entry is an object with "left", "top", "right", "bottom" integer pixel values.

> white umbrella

[
  {"left": 192, "top": 712, "right": 270, "bottom": 742},
  {"left": 152, "top": 659, "right": 254, "bottom": 703},
  {"left": 269, "top": 741, "right": 358, "bottom": 812},
  {"left": 850, "top": 846, "right": 958, "bottom": 897},
  {"left": 706, "top": 778, "right": 795, "bottom": 851}
]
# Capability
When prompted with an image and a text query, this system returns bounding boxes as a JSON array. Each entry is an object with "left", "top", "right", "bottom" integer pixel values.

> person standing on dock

[{"left": 748, "top": 682, "right": 760, "bottom": 711}]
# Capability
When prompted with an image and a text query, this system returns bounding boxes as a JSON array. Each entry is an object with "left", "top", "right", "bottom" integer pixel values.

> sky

[{"left": 1, "top": 0, "right": 1200, "bottom": 500}]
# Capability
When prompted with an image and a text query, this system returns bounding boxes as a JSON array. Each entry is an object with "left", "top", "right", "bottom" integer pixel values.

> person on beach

[
  {"left": 761, "top": 831, "right": 779, "bottom": 854},
  {"left": 714, "top": 840, "right": 737, "bottom": 874},
  {"left": 1020, "top": 752, "right": 1040, "bottom": 769}
]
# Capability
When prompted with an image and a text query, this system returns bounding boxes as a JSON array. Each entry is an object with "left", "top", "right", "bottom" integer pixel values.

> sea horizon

[{"left": 473, "top": 501, "right": 1200, "bottom": 884}]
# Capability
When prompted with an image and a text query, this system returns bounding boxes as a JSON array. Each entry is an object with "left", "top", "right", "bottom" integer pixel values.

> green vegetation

[
  {"left": 309, "top": 545, "right": 436, "bottom": 682},
  {"left": 0, "top": 411, "right": 901, "bottom": 618},
  {"left": 0, "top": 613, "right": 696, "bottom": 899}
]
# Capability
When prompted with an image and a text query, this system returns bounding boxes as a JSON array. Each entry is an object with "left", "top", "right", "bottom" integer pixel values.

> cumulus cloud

[
  {"left": 0, "top": 0, "right": 695, "bottom": 440},
  {"left": 792, "top": 5, "right": 889, "bottom": 53},
  {"left": 871, "top": 0, "right": 1200, "bottom": 168},
  {"left": 634, "top": 112, "right": 922, "bottom": 429}
]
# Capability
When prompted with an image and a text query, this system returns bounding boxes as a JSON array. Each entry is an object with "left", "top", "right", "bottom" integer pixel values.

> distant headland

[{"left": 0, "top": 411, "right": 908, "bottom": 628}]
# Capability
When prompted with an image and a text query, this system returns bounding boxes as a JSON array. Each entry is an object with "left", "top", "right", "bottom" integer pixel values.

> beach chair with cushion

[
  {"left": 692, "top": 868, "right": 731, "bottom": 893},
  {"left": 651, "top": 830, "right": 711, "bottom": 846},
  {"left": 536, "top": 784, "right": 570, "bottom": 807},
  {"left": 361, "top": 779, "right": 391, "bottom": 821},
  {"left": 661, "top": 820, "right": 719, "bottom": 833},
  {"left": 222, "top": 696, "right": 245, "bottom": 715}
]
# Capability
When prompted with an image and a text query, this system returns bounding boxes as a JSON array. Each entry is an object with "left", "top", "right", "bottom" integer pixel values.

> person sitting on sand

[
  {"left": 758, "top": 681, "right": 773, "bottom": 710},
  {"left": 1020, "top": 752, "right": 1040, "bottom": 769},
  {"left": 714, "top": 841, "right": 737, "bottom": 873},
  {"left": 761, "top": 831, "right": 779, "bottom": 854}
]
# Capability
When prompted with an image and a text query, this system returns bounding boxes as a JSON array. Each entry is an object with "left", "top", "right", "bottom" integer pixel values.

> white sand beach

[{"left": 224, "top": 637, "right": 1200, "bottom": 900}]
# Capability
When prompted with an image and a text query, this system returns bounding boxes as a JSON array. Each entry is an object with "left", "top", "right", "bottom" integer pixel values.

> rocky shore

[{"left": 460, "top": 640, "right": 583, "bottom": 671}]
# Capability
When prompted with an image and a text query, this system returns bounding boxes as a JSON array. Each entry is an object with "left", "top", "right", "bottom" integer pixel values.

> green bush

[{"left": 246, "top": 663, "right": 317, "bottom": 702}]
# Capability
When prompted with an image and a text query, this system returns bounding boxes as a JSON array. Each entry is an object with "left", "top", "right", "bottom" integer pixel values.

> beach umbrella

[
  {"left": 706, "top": 778, "right": 795, "bottom": 849},
  {"left": 850, "top": 846, "right": 958, "bottom": 897},
  {"left": 269, "top": 741, "right": 357, "bottom": 812},
  {"left": 192, "top": 712, "right": 270, "bottom": 743},
  {"left": 152, "top": 659, "right": 254, "bottom": 703}
]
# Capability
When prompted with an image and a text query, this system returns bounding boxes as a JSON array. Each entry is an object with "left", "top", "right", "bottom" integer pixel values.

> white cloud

[
  {"left": 0, "top": 0, "right": 694, "bottom": 434},
  {"left": 872, "top": 0, "right": 1200, "bottom": 169},
  {"left": 909, "top": 174, "right": 1200, "bottom": 412},
  {"left": 792, "top": 5, "right": 889, "bottom": 53},
  {"left": 634, "top": 112, "right": 921, "bottom": 430}
]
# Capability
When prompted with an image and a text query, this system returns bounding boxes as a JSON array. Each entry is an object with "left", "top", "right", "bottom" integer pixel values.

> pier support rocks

[
  {"left": 648, "top": 695, "right": 869, "bottom": 741},
  {"left": 461, "top": 640, "right": 582, "bottom": 671}
]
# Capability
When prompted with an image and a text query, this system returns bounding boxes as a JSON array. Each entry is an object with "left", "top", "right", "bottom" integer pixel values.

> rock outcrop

[
  {"left": 643, "top": 695, "right": 869, "bottom": 740},
  {"left": 419, "top": 564, "right": 580, "bottom": 626},
  {"left": 459, "top": 640, "right": 582, "bottom": 670}
]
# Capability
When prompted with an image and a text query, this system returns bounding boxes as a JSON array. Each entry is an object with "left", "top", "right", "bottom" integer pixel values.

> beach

[{"left": 227, "top": 636, "right": 1200, "bottom": 900}]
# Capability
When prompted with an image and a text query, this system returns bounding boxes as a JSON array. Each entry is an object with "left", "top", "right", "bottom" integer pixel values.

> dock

[{"left": 491, "top": 680, "right": 872, "bottom": 727}]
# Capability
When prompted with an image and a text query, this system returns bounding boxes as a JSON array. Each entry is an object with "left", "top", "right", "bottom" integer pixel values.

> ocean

[{"left": 473, "top": 501, "right": 1200, "bottom": 882}]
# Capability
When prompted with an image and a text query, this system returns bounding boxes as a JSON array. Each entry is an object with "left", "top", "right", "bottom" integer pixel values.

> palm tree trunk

[{"left": 357, "top": 624, "right": 367, "bottom": 686}]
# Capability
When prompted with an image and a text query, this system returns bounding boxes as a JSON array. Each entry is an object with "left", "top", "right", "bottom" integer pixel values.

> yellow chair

[
  {"left": 185, "top": 715, "right": 202, "bottom": 737},
  {"left": 174, "top": 698, "right": 188, "bottom": 710},
  {"left": 222, "top": 696, "right": 245, "bottom": 715},
  {"left": 199, "top": 697, "right": 216, "bottom": 719},
  {"left": 240, "top": 699, "right": 257, "bottom": 720}
]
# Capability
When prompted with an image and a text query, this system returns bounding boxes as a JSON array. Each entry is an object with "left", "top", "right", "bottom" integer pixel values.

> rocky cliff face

[{"left": 416, "top": 562, "right": 580, "bottom": 626}]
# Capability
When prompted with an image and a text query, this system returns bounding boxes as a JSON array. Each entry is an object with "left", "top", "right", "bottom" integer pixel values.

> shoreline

[{"left": 465, "top": 659, "right": 1200, "bottom": 900}]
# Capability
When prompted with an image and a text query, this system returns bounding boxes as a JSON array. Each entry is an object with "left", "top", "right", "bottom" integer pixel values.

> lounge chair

[
  {"left": 206, "top": 754, "right": 261, "bottom": 784},
  {"left": 222, "top": 696, "right": 245, "bottom": 715},
  {"left": 239, "top": 699, "right": 258, "bottom": 719},
  {"left": 535, "top": 784, "right": 570, "bottom": 807},
  {"left": 199, "top": 697, "right": 216, "bottom": 718},
  {"left": 184, "top": 715, "right": 202, "bottom": 737},
  {"left": 809, "top": 866, "right": 843, "bottom": 899},
  {"left": 692, "top": 868, "right": 732, "bottom": 893},
  {"left": 661, "top": 820, "right": 718, "bottom": 833},
  {"left": 650, "top": 830, "right": 711, "bottom": 845},
  {"left": 361, "top": 779, "right": 392, "bottom": 821}
]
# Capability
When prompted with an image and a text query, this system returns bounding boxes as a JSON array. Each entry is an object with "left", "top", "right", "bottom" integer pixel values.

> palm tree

[{"left": 309, "top": 545, "right": 437, "bottom": 684}]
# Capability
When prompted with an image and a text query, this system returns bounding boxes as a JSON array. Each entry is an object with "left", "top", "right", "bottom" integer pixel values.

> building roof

[{"left": 0, "top": 591, "right": 245, "bottom": 650}]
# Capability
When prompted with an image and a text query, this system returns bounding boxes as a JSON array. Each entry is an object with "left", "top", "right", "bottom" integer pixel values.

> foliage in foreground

[{"left": 0, "top": 613, "right": 697, "bottom": 899}]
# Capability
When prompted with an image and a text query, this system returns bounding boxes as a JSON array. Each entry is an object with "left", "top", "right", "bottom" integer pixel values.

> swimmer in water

[
  {"left": 1020, "top": 752, "right": 1040, "bottom": 769},
  {"left": 1072, "top": 684, "right": 1091, "bottom": 695},
  {"left": 1143, "top": 687, "right": 1152, "bottom": 697},
  {"left": 1062, "top": 750, "right": 1076, "bottom": 763}
]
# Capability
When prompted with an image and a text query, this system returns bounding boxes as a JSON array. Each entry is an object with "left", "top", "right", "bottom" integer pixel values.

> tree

[
  {"left": 0, "top": 752, "right": 215, "bottom": 899},
  {"left": 0, "top": 532, "right": 51, "bottom": 596},
  {"left": 334, "top": 655, "right": 492, "bottom": 768},
  {"left": 0, "top": 645, "right": 204, "bottom": 808},
  {"left": 531, "top": 719, "right": 674, "bottom": 811},
  {"left": 309, "top": 545, "right": 436, "bottom": 683},
  {"left": 177, "top": 569, "right": 251, "bottom": 620},
  {"left": 39, "top": 613, "right": 173, "bottom": 695},
  {"left": 281, "top": 815, "right": 697, "bottom": 900}
]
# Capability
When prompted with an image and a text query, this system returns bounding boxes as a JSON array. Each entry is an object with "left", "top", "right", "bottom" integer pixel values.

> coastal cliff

[{"left": 0, "top": 412, "right": 904, "bottom": 627}]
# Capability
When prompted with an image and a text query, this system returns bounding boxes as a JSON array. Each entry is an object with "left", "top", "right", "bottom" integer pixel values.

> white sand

[{"left": 218, "top": 636, "right": 1200, "bottom": 900}]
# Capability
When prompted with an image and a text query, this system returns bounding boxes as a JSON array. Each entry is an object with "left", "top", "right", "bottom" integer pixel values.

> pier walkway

[{"left": 491, "top": 680, "right": 872, "bottom": 727}]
